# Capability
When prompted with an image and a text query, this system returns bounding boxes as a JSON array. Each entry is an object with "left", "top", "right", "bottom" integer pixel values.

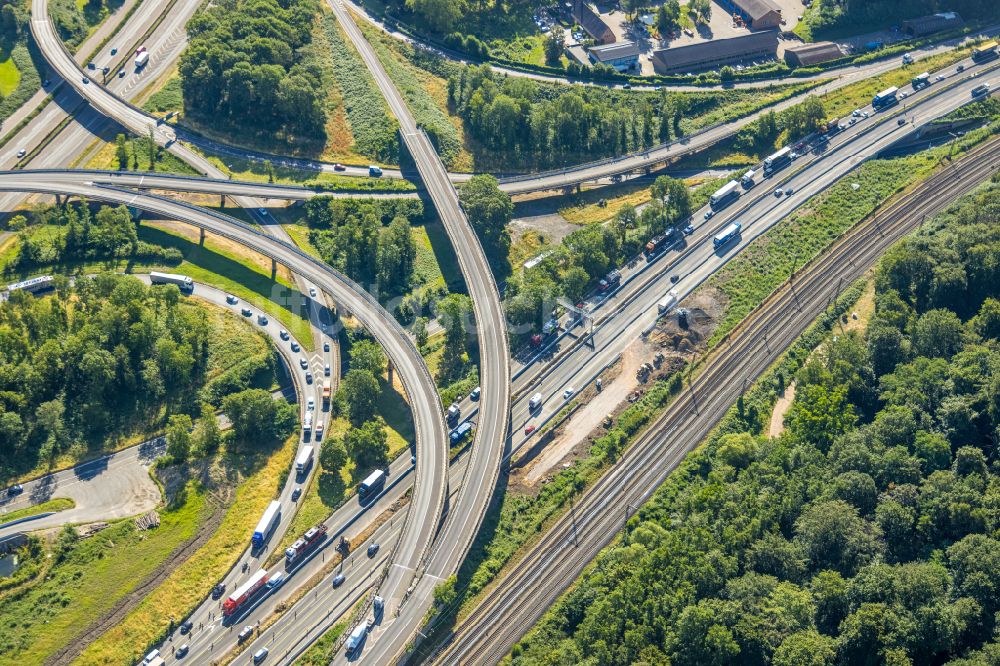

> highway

[
  {"left": 325, "top": 1, "right": 510, "bottom": 663},
  {"left": 428, "top": 124, "right": 1000, "bottom": 666},
  {"left": 0, "top": 176, "right": 449, "bottom": 664}
]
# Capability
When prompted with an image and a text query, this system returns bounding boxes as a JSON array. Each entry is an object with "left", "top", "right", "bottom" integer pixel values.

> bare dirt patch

[{"left": 768, "top": 382, "right": 796, "bottom": 438}]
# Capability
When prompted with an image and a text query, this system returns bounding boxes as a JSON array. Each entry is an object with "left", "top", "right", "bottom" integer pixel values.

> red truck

[
  {"left": 285, "top": 524, "right": 329, "bottom": 567},
  {"left": 223, "top": 569, "right": 269, "bottom": 617},
  {"left": 598, "top": 270, "right": 621, "bottom": 293}
]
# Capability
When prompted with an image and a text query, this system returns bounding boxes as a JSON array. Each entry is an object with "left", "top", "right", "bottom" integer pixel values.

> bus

[
  {"left": 359, "top": 469, "right": 386, "bottom": 498},
  {"left": 713, "top": 222, "right": 742, "bottom": 250},
  {"left": 872, "top": 86, "right": 899, "bottom": 111},
  {"left": 972, "top": 41, "right": 998, "bottom": 63},
  {"left": 251, "top": 500, "right": 281, "bottom": 549},
  {"left": 763, "top": 147, "right": 792, "bottom": 176},
  {"left": 911, "top": 72, "right": 930, "bottom": 89},
  {"left": 709, "top": 180, "right": 740, "bottom": 209}
]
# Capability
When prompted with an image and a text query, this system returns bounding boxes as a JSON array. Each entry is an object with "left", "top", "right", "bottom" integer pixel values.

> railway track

[{"left": 425, "top": 137, "right": 1000, "bottom": 665}]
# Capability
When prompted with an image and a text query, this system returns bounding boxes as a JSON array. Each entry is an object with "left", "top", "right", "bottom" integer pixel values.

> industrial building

[
  {"left": 571, "top": 0, "right": 615, "bottom": 44},
  {"left": 651, "top": 31, "right": 779, "bottom": 74},
  {"left": 588, "top": 41, "right": 641, "bottom": 71},
  {"left": 784, "top": 41, "right": 844, "bottom": 67},
  {"left": 902, "top": 12, "right": 963, "bottom": 36},
  {"left": 717, "top": 0, "right": 783, "bottom": 30}
]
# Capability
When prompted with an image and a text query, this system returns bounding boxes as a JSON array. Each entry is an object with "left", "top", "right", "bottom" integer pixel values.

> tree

[
  {"left": 193, "top": 402, "right": 221, "bottom": 456},
  {"left": 350, "top": 339, "right": 386, "bottom": 378},
  {"left": 345, "top": 418, "right": 389, "bottom": 470},
  {"left": 786, "top": 383, "right": 857, "bottom": 453},
  {"left": 689, "top": 0, "right": 711, "bottom": 23},
  {"left": 222, "top": 389, "right": 297, "bottom": 449},
  {"left": 320, "top": 437, "right": 348, "bottom": 476},
  {"left": 773, "top": 631, "right": 836, "bottom": 666},
  {"left": 543, "top": 30, "right": 564, "bottom": 66},
  {"left": 414, "top": 317, "right": 429, "bottom": 348},
  {"left": 912, "top": 308, "right": 965, "bottom": 359},
  {"left": 338, "top": 369, "right": 380, "bottom": 425},
  {"left": 376, "top": 216, "right": 417, "bottom": 295},
  {"left": 115, "top": 134, "right": 129, "bottom": 170},
  {"left": 459, "top": 175, "right": 512, "bottom": 270},
  {"left": 406, "top": 0, "right": 463, "bottom": 32},
  {"left": 561, "top": 266, "right": 590, "bottom": 304},
  {"left": 794, "top": 499, "right": 883, "bottom": 575},
  {"left": 438, "top": 294, "right": 470, "bottom": 381},
  {"left": 165, "top": 413, "right": 193, "bottom": 462},
  {"left": 146, "top": 126, "right": 156, "bottom": 170}
]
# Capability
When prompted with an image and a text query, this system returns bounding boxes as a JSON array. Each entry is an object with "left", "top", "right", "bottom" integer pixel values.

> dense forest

[
  {"left": 179, "top": 0, "right": 325, "bottom": 145},
  {"left": 303, "top": 196, "right": 424, "bottom": 299},
  {"left": 510, "top": 182, "right": 1000, "bottom": 665},
  {"left": 804, "top": 0, "right": 1000, "bottom": 36},
  {"left": 0, "top": 275, "right": 217, "bottom": 475}
]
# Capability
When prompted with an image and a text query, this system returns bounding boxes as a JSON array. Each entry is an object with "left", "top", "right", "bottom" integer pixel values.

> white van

[
  {"left": 345, "top": 623, "right": 367, "bottom": 653},
  {"left": 528, "top": 393, "right": 542, "bottom": 412}
]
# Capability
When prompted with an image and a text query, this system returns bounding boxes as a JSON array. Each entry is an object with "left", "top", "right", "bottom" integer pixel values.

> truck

[
  {"left": 713, "top": 221, "right": 742, "bottom": 249},
  {"left": 345, "top": 623, "right": 368, "bottom": 654},
  {"left": 134, "top": 47, "right": 149, "bottom": 69},
  {"left": 972, "top": 82, "right": 991, "bottom": 98},
  {"left": 872, "top": 86, "right": 900, "bottom": 111},
  {"left": 450, "top": 421, "right": 473, "bottom": 445},
  {"left": 295, "top": 446, "right": 314, "bottom": 475},
  {"left": 6, "top": 275, "right": 54, "bottom": 296},
  {"left": 446, "top": 403, "right": 461, "bottom": 423},
  {"left": 322, "top": 380, "right": 332, "bottom": 405},
  {"left": 149, "top": 271, "right": 193, "bottom": 291},
  {"left": 740, "top": 169, "right": 756, "bottom": 189},
  {"left": 223, "top": 568, "right": 269, "bottom": 617},
  {"left": 285, "top": 523, "right": 328, "bottom": 566},
  {"left": 709, "top": 180, "right": 740, "bottom": 209},
  {"left": 644, "top": 234, "right": 670, "bottom": 259},
  {"left": 763, "top": 147, "right": 792, "bottom": 176},
  {"left": 657, "top": 289, "right": 680, "bottom": 315},
  {"left": 251, "top": 500, "right": 281, "bottom": 550},
  {"left": 598, "top": 270, "right": 621, "bottom": 293},
  {"left": 911, "top": 72, "right": 931, "bottom": 89},
  {"left": 359, "top": 469, "right": 386, "bottom": 498},
  {"left": 973, "top": 40, "right": 999, "bottom": 63},
  {"left": 303, "top": 412, "right": 312, "bottom": 433}
]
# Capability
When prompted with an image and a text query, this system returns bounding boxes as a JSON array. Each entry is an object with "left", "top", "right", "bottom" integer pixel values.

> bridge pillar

[
  {"left": 199, "top": 227, "right": 205, "bottom": 246},
  {"left": 386, "top": 358, "right": 394, "bottom": 387},
  {"left": 271, "top": 258, "right": 277, "bottom": 281}
]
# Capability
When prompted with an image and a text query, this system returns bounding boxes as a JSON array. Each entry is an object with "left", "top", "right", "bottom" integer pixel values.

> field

[
  {"left": 76, "top": 433, "right": 299, "bottom": 664},
  {"left": 84, "top": 135, "right": 199, "bottom": 174},
  {"left": 0, "top": 54, "right": 20, "bottom": 96}
]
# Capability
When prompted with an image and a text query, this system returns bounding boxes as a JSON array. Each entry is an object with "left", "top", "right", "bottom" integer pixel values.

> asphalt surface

[{"left": 325, "top": 2, "right": 511, "bottom": 664}]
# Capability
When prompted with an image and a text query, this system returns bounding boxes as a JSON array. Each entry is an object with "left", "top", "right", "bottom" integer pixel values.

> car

[
  {"left": 862, "top": 111, "right": 870, "bottom": 119},
  {"left": 849, "top": 117, "right": 857, "bottom": 126},
  {"left": 226, "top": 294, "right": 238, "bottom": 304},
  {"left": 16, "top": 148, "right": 26, "bottom": 158},
  {"left": 622, "top": 83, "right": 631, "bottom": 90},
  {"left": 118, "top": 69, "right": 126, "bottom": 78},
  {"left": 704, "top": 210, "right": 714, "bottom": 220},
  {"left": 142, "top": 650, "right": 160, "bottom": 664},
  {"left": 936, "top": 74, "right": 945, "bottom": 81},
  {"left": 179, "top": 619, "right": 194, "bottom": 635},
  {"left": 253, "top": 648, "right": 269, "bottom": 664},
  {"left": 305, "top": 372, "right": 313, "bottom": 384},
  {"left": 307, "top": 397, "right": 315, "bottom": 411},
  {"left": 789, "top": 151, "right": 799, "bottom": 160},
  {"left": 309, "top": 287, "right": 317, "bottom": 298},
  {"left": 670, "top": 275, "right": 679, "bottom": 283},
  {"left": 211, "top": 583, "right": 226, "bottom": 599},
  {"left": 241, "top": 307, "right": 252, "bottom": 317},
  {"left": 82, "top": 77, "right": 89, "bottom": 84},
  {"left": 257, "top": 314, "right": 268, "bottom": 326},
  {"left": 774, "top": 188, "right": 784, "bottom": 197},
  {"left": 42, "top": 79, "right": 49, "bottom": 86},
  {"left": 87, "top": 62, "right": 96, "bottom": 70},
  {"left": 900, "top": 91, "right": 909, "bottom": 99},
  {"left": 563, "top": 388, "right": 575, "bottom": 400},
  {"left": 851, "top": 108, "right": 861, "bottom": 117},
  {"left": 367, "top": 543, "right": 380, "bottom": 557},
  {"left": 291, "top": 341, "right": 300, "bottom": 352},
  {"left": 333, "top": 163, "right": 346, "bottom": 171},
  {"left": 110, "top": 47, "right": 118, "bottom": 55},
  {"left": 102, "top": 67, "right": 109, "bottom": 75},
  {"left": 470, "top": 386, "right": 481, "bottom": 401},
  {"left": 898, "top": 117, "right": 907, "bottom": 126},
  {"left": 324, "top": 363, "right": 331, "bottom": 376},
  {"left": 683, "top": 224, "right": 694, "bottom": 235},
  {"left": 176, "top": 644, "right": 189, "bottom": 658},
  {"left": 323, "top": 341, "right": 330, "bottom": 352},
  {"left": 7, "top": 484, "right": 23, "bottom": 495},
  {"left": 524, "top": 424, "right": 536, "bottom": 435},
  {"left": 300, "top": 357, "right": 308, "bottom": 369},
  {"left": 238, "top": 626, "right": 254, "bottom": 642},
  {"left": 292, "top": 486, "right": 302, "bottom": 501},
  {"left": 785, "top": 187, "right": 794, "bottom": 195},
  {"left": 315, "top": 421, "right": 324, "bottom": 438},
  {"left": 258, "top": 208, "right": 267, "bottom": 216},
  {"left": 957, "top": 64, "right": 965, "bottom": 72},
  {"left": 280, "top": 329, "right": 289, "bottom": 340},
  {"left": 332, "top": 573, "right": 346, "bottom": 587}
]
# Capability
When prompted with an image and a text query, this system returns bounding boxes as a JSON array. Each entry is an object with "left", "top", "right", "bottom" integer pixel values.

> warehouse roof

[
  {"left": 902, "top": 12, "right": 963, "bottom": 36},
  {"left": 652, "top": 31, "right": 778, "bottom": 71},
  {"left": 734, "top": 0, "right": 781, "bottom": 21},
  {"left": 588, "top": 41, "right": 641, "bottom": 62},
  {"left": 784, "top": 41, "right": 844, "bottom": 66}
]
